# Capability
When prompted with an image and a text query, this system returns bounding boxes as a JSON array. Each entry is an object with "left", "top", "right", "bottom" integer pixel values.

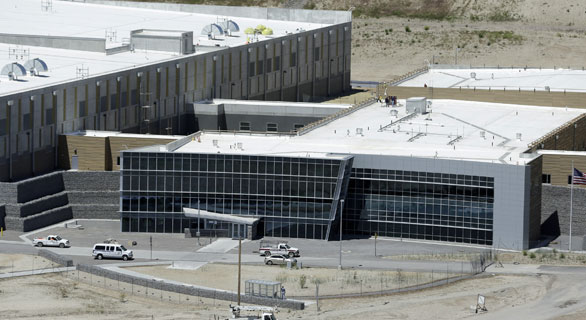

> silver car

[{"left": 264, "top": 254, "right": 297, "bottom": 265}]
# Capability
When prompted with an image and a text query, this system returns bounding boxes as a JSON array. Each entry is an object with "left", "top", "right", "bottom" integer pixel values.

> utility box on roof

[{"left": 406, "top": 97, "right": 427, "bottom": 114}]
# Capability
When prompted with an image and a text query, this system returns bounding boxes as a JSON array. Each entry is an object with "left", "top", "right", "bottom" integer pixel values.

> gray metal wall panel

[{"left": 349, "top": 153, "right": 534, "bottom": 250}]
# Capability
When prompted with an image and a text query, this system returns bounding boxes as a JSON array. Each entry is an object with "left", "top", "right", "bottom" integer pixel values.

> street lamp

[{"left": 338, "top": 199, "right": 344, "bottom": 270}]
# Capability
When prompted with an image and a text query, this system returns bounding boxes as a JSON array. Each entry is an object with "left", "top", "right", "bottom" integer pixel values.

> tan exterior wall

[
  {"left": 58, "top": 135, "right": 176, "bottom": 171},
  {"left": 58, "top": 135, "right": 107, "bottom": 171},
  {"left": 542, "top": 153, "right": 586, "bottom": 187},
  {"left": 387, "top": 87, "right": 586, "bottom": 109},
  {"left": 108, "top": 137, "right": 175, "bottom": 171}
]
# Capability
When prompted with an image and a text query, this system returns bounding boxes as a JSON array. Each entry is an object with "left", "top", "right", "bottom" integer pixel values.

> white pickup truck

[
  {"left": 259, "top": 242, "right": 300, "bottom": 257},
  {"left": 33, "top": 235, "right": 70, "bottom": 248},
  {"left": 227, "top": 305, "right": 277, "bottom": 320}
]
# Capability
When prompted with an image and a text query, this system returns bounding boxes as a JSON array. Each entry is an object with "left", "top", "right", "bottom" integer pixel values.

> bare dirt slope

[
  {"left": 344, "top": 0, "right": 586, "bottom": 81},
  {"left": 132, "top": 0, "right": 586, "bottom": 82}
]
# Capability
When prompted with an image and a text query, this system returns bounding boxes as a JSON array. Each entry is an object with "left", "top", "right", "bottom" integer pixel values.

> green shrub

[
  {"left": 262, "top": 28, "right": 273, "bottom": 36},
  {"left": 522, "top": 250, "right": 527, "bottom": 256},
  {"left": 424, "top": 26, "right": 430, "bottom": 31},
  {"left": 405, "top": 26, "right": 411, "bottom": 32},
  {"left": 529, "top": 252, "right": 536, "bottom": 259},
  {"left": 560, "top": 253, "right": 565, "bottom": 259},
  {"left": 299, "top": 274, "right": 307, "bottom": 289}
]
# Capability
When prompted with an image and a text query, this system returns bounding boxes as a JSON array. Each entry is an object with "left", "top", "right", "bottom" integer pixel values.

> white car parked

[
  {"left": 264, "top": 254, "right": 297, "bottom": 266},
  {"left": 33, "top": 235, "right": 70, "bottom": 248}
]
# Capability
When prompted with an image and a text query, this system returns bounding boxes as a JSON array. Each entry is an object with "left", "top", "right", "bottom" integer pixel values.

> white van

[{"left": 92, "top": 243, "right": 133, "bottom": 261}]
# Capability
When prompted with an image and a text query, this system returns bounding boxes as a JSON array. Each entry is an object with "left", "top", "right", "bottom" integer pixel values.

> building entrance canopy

[{"left": 183, "top": 208, "right": 259, "bottom": 225}]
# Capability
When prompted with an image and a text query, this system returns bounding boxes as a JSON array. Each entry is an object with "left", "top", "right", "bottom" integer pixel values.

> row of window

[
  {"left": 120, "top": 214, "right": 330, "bottom": 240},
  {"left": 122, "top": 154, "right": 342, "bottom": 176},
  {"left": 237, "top": 122, "right": 305, "bottom": 132},
  {"left": 344, "top": 220, "right": 493, "bottom": 245},
  {"left": 123, "top": 175, "right": 338, "bottom": 198},
  {"left": 352, "top": 168, "right": 494, "bottom": 188}
]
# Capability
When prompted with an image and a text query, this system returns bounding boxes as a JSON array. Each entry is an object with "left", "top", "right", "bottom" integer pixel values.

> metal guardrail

[
  {"left": 296, "top": 97, "right": 377, "bottom": 136},
  {"left": 527, "top": 113, "right": 586, "bottom": 150}
]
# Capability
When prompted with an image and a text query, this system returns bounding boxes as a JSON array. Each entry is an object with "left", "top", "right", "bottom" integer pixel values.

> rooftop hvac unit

[
  {"left": 516, "top": 133, "right": 522, "bottom": 140},
  {"left": 218, "top": 20, "right": 240, "bottom": 33},
  {"left": 480, "top": 131, "right": 485, "bottom": 138},
  {"left": 212, "top": 139, "right": 219, "bottom": 147},
  {"left": 24, "top": 58, "right": 49, "bottom": 76},
  {"left": 356, "top": 128, "right": 363, "bottom": 136},
  {"left": 390, "top": 109, "right": 399, "bottom": 117},
  {"left": 1, "top": 62, "right": 26, "bottom": 80},
  {"left": 201, "top": 24, "right": 224, "bottom": 38},
  {"left": 470, "top": 72, "right": 477, "bottom": 79},
  {"left": 237, "top": 142, "right": 243, "bottom": 150},
  {"left": 406, "top": 97, "right": 427, "bottom": 114}
]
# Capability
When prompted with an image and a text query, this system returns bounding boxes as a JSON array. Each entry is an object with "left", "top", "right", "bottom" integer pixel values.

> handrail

[{"left": 296, "top": 97, "right": 377, "bottom": 136}]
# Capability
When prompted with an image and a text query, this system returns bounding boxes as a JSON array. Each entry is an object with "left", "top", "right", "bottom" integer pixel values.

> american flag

[{"left": 573, "top": 168, "right": 586, "bottom": 185}]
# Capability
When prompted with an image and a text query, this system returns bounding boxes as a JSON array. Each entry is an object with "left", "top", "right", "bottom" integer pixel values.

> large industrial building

[
  {"left": 2, "top": 1, "right": 586, "bottom": 251},
  {"left": 0, "top": 0, "right": 351, "bottom": 182},
  {"left": 120, "top": 98, "right": 586, "bottom": 250}
]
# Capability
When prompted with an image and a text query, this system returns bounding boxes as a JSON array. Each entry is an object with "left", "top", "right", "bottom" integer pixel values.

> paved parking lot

[
  {"left": 26, "top": 220, "right": 210, "bottom": 253},
  {"left": 1, "top": 219, "right": 492, "bottom": 273}
]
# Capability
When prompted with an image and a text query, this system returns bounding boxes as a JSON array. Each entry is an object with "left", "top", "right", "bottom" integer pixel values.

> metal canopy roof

[{"left": 183, "top": 208, "right": 259, "bottom": 224}]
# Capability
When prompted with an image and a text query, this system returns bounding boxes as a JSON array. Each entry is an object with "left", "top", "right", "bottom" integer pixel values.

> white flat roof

[
  {"left": 0, "top": 0, "right": 327, "bottom": 95},
  {"left": 65, "top": 130, "right": 180, "bottom": 140},
  {"left": 399, "top": 68, "right": 586, "bottom": 92},
  {"left": 174, "top": 99, "right": 585, "bottom": 165}
]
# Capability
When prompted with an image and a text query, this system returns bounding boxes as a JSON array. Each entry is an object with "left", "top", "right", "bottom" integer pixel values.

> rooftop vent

[
  {"left": 516, "top": 133, "right": 522, "bottom": 141},
  {"left": 1, "top": 62, "right": 26, "bottom": 80},
  {"left": 470, "top": 72, "right": 476, "bottom": 79},
  {"left": 356, "top": 128, "right": 363, "bottom": 136},
  {"left": 390, "top": 109, "right": 399, "bottom": 117},
  {"left": 201, "top": 24, "right": 224, "bottom": 39},
  {"left": 212, "top": 139, "right": 219, "bottom": 147},
  {"left": 24, "top": 58, "right": 48, "bottom": 76},
  {"left": 237, "top": 142, "right": 243, "bottom": 150},
  {"left": 480, "top": 131, "right": 486, "bottom": 139},
  {"left": 218, "top": 20, "right": 239, "bottom": 36}
]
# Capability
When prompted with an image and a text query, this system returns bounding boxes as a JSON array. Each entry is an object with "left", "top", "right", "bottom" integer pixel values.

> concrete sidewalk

[{"left": 197, "top": 238, "right": 242, "bottom": 253}]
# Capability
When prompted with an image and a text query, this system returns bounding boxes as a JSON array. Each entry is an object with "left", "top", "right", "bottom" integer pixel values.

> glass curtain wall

[
  {"left": 120, "top": 152, "right": 344, "bottom": 239},
  {"left": 344, "top": 168, "right": 495, "bottom": 245}
]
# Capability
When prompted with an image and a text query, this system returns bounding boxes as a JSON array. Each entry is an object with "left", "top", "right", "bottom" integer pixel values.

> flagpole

[{"left": 570, "top": 160, "right": 574, "bottom": 252}]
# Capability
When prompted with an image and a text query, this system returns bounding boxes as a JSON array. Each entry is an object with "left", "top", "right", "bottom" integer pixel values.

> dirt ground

[
  {"left": 0, "top": 273, "right": 228, "bottom": 320},
  {"left": 3, "top": 270, "right": 586, "bottom": 320},
  {"left": 347, "top": 0, "right": 586, "bottom": 81},
  {"left": 0, "top": 254, "right": 57, "bottom": 274},
  {"left": 128, "top": 263, "right": 458, "bottom": 297}
]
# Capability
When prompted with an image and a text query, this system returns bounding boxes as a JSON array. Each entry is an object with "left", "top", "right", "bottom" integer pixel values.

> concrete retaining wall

[
  {"left": 0, "top": 183, "right": 17, "bottom": 205},
  {"left": 70, "top": 204, "right": 119, "bottom": 220},
  {"left": 62, "top": 171, "right": 119, "bottom": 191},
  {"left": 65, "top": 0, "right": 351, "bottom": 24},
  {"left": 6, "top": 205, "right": 73, "bottom": 231},
  {"left": 542, "top": 184, "right": 586, "bottom": 235},
  {"left": 5, "top": 192, "right": 68, "bottom": 218},
  {"left": 15, "top": 171, "right": 64, "bottom": 203},
  {"left": 76, "top": 264, "right": 305, "bottom": 310},
  {"left": 0, "top": 33, "right": 105, "bottom": 52},
  {"left": 38, "top": 249, "right": 74, "bottom": 267}
]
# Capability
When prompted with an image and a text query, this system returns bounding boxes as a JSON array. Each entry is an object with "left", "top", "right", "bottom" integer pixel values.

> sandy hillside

[{"left": 128, "top": 0, "right": 586, "bottom": 82}]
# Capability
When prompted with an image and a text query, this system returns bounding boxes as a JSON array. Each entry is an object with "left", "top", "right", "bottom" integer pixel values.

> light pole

[
  {"left": 197, "top": 199, "right": 201, "bottom": 245},
  {"left": 338, "top": 199, "right": 344, "bottom": 270}
]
